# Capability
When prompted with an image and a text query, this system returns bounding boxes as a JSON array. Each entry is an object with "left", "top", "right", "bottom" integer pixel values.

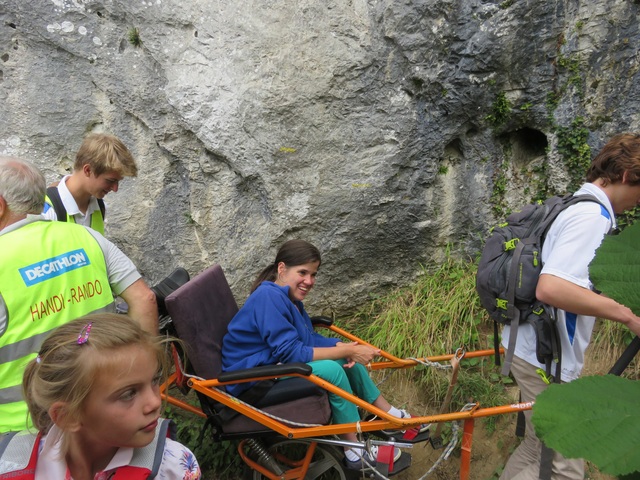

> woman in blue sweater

[{"left": 222, "top": 239, "right": 427, "bottom": 470}]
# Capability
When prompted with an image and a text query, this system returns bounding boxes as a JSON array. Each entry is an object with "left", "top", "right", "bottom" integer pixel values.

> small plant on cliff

[
  {"left": 556, "top": 117, "right": 591, "bottom": 191},
  {"left": 557, "top": 53, "right": 583, "bottom": 97},
  {"left": 183, "top": 212, "right": 196, "bottom": 225},
  {"left": 489, "top": 158, "right": 509, "bottom": 217},
  {"left": 545, "top": 92, "right": 560, "bottom": 123},
  {"left": 128, "top": 27, "right": 142, "bottom": 47},
  {"left": 486, "top": 92, "right": 511, "bottom": 128},
  {"left": 530, "top": 162, "right": 552, "bottom": 203}
]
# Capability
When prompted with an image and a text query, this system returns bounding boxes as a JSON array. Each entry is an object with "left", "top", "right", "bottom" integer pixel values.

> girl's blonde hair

[{"left": 23, "top": 313, "right": 169, "bottom": 434}]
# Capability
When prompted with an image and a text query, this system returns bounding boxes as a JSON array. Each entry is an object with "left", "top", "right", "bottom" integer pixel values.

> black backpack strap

[
  {"left": 45, "top": 186, "right": 67, "bottom": 221},
  {"left": 502, "top": 239, "right": 527, "bottom": 376},
  {"left": 46, "top": 186, "right": 105, "bottom": 222},
  {"left": 97, "top": 198, "right": 106, "bottom": 220},
  {"left": 555, "top": 193, "right": 610, "bottom": 233},
  {"left": 515, "top": 391, "right": 526, "bottom": 438},
  {"left": 493, "top": 320, "right": 501, "bottom": 367},
  {"left": 539, "top": 308, "right": 561, "bottom": 480},
  {"left": 539, "top": 442, "right": 554, "bottom": 479},
  {"left": 502, "top": 312, "right": 521, "bottom": 377},
  {"left": 550, "top": 308, "right": 562, "bottom": 383}
]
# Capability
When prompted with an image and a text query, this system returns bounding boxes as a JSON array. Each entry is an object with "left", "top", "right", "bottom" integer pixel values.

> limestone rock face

[{"left": 1, "top": 0, "right": 639, "bottom": 313}]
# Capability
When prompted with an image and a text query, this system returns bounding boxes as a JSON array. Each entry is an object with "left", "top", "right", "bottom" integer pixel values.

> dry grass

[{"left": 584, "top": 318, "right": 640, "bottom": 378}]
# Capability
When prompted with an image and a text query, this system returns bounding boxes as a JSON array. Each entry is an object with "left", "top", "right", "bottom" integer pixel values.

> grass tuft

[
  {"left": 348, "top": 254, "right": 485, "bottom": 359},
  {"left": 128, "top": 27, "right": 142, "bottom": 47},
  {"left": 342, "top": 249, "right": 510, "bottom": 411}
]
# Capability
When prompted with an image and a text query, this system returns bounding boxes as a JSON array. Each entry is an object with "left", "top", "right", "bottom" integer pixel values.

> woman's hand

[
  {"left": 313, "top": 342, "right": 381, "bottom": 366},
  {"left": 337, "top": 342, "right": 380, "bottom": 368}
]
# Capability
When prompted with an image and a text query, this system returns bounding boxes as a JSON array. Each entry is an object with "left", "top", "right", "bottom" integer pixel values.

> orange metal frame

[{"left": 161, "top": 324, "right": 532, "bottom": 479}]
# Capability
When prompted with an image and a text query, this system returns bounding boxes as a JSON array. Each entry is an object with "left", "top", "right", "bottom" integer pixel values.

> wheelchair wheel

[{"left": 248, "top": 438, "right": 350, "bottom": 479}]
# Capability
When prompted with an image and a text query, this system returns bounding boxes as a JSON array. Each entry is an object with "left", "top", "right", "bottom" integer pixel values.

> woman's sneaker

[
  {"left": 343, "top": 445, "right": 401, "bottom": 471},
  {"left": 381, "top": 409, "right": 430, "bottom": 436}
]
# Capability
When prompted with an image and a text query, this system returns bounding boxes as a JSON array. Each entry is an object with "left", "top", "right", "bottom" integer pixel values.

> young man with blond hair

[{"left": 43, "top": 133, "right": 138, "bottom": 234}]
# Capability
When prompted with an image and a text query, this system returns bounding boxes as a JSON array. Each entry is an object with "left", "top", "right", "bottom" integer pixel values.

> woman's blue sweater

[{"left": 221, "top": 281, "right": 338, "bottom": 396}]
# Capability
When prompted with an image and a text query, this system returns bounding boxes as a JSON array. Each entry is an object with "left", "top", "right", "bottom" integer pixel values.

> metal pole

[{"left": 608, "top": 336, "right": 640, "bottom": 376}]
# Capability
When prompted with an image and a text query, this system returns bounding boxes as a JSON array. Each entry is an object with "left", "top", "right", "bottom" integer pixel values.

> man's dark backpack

[{"left": 475, "top": 193, "right": 606, "bottom": 382}]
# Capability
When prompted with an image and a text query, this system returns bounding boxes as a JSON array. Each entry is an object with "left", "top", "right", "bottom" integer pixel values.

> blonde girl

[{"left": 0, "top": 313, "right": 201, "bottom": 480}]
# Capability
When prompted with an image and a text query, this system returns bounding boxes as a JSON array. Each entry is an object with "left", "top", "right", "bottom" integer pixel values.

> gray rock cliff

[{"left": 1, "top": 0, "right": 639, "bottom": 313}]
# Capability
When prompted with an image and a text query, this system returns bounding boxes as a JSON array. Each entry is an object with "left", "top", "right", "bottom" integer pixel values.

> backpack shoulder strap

[
  {"left": 45, "top": 186, "right": 68, "bottom": 222},
  {"left": 46, "top": 186, "right": 106, "bottom": 225},
  {"left": 0, "top": 431, "right": 18, "bottom": 458},
  {"left": 112, "top": 418, "right": 175, "bottom": 480},
  {"left": 0, "top": 432, "right": 41, "bottom": 480},
  {"left": 560, "top": 192, "right": 607, "bottom": 212},
  {"left": 575, "top": 192, "right": 613, "bottom": 222},
  {"left": 540, "top": 193, "right": 610, "bottom": 238},
  {"left": 97, "top": 198, "right": 106, "bottom": 220}
]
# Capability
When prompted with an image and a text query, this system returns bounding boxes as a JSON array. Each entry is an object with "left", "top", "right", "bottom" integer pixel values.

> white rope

[
  {"left": 350, "top": 436, "right": 392, "bottom": 480},
  {"left": 371, "top": 355, "right": 455, "bottom": 390},
  {"left": 408, "top": 357, "right": 455, "bottom": 371},
  {"left": 358, "top": 452, "right": 392, "bottom": 480}
]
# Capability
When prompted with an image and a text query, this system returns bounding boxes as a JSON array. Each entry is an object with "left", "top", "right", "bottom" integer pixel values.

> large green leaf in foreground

[
  {"left": 589, "top": 221, "right": 640, "bottom": 315},
  {"left": 533, "top": 375, "right": 640, "bottom": 477}
]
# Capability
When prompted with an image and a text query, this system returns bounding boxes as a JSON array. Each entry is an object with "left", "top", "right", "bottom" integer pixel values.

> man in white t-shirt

[
  {"left": 43, "top": 133, "right": 138, "bottom": 235},
  {"left": 500, "top": 133, "right": 640, "bottom": 480}
]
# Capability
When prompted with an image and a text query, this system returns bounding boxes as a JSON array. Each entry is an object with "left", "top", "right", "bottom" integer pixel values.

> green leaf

[
  {"left": 533, "top": 375, "right": 640, "bottom": 476},
  {"left": 589, "top": 222, "right": 640, "bottom": 315}
]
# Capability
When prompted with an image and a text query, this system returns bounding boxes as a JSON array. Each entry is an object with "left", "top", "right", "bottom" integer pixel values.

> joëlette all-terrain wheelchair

[{"left": 157, "top": 264, "right": 526, "bottom": 480}]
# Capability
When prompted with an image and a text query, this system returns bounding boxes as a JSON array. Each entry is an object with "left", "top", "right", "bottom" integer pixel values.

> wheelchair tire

[{"left": 248, "top": 438, "right": 353, "bottom": 480}]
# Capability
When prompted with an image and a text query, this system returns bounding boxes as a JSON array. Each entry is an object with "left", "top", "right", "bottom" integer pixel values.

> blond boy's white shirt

[{"left": 42, "top": 175, "right": 101, "bottom": 228}]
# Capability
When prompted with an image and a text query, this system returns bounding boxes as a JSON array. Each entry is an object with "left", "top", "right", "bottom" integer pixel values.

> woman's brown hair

[{"left": 250, "top": 239, "right": 321, "bottom": 293}]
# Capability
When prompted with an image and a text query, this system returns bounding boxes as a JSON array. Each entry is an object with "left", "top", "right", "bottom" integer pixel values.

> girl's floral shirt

[{"left": 34, "top": 425, "right": 202, "bottom": 480}]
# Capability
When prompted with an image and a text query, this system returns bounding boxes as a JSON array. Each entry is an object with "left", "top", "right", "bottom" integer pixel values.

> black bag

[{"left": 476, "top": 193, "right": 605, "bottom": 379}]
